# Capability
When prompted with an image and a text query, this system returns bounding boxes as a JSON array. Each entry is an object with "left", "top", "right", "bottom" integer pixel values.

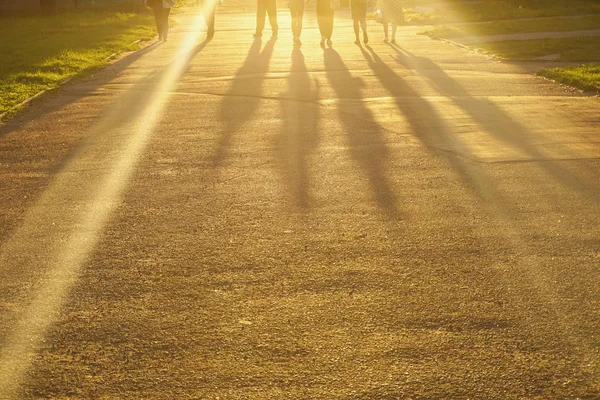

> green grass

[
  {"left": 0, "top": 12, "right": 156, "bottom": 117},
  {"left": 538, "top": 64, "right": 600, "bottom": 92},
  {"left": 404, "top": 0, "right": 600, "bottom": 24},
  {"left": 472, "top": 37, "right": 600, "bottom": 62},
  {"left": 423, "top": 15, "right": 600, "bottom": 39}
]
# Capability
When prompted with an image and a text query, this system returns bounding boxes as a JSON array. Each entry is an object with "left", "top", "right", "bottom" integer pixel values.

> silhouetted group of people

[
  {"left": 253, "top": 0, "right": 404, "bottom": 47},
  {"left": 147, "top": 0, "right": 404, "bottom": 46}
]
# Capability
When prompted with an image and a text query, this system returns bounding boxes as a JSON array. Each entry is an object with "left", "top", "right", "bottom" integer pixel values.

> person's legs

[
  {"left": 353, "top": 19, "right": 360, "bottom": 43},
  {"left": 154, "top": 6, "right": 169, "bottom": 41},
  {"left": 255, "top": 0, "right": 267, "bottom": 37},
  {"left": 360, "top": 18, "right": 367, "bottom": 44},
  {"left": 292, "top": 16, "right": 302, "bottom": 41},
  {"left": 152, "top": 6, "right": 162, "bottom": 39},
  {"left": 325, "top": 13, "right": 333, "bottom": 45},
  {"left": 391, "top": 21, "right": 397, "bottom": 42},
  {"left": 266, "top": 0, "right": 278, "bottom": 36},
  {"left": 162, "top": 7, "right": 171, "bottom": 40},
  {"left": 383, "top": 20, "right": 389, "bottom": 41},
  {"left": 317, "top": 15, "right": 326, "bottom": 45},
  {"left": 203, "top": 0, "right": 216, "bottom": 38}
]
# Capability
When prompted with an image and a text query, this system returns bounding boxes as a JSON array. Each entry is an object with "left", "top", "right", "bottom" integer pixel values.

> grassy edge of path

[
  {"left": 538, "top": 64, "right": 600, "bottom": 94},
  {"left": 0, "top": 12, "right": 157, "bottom": 121}
]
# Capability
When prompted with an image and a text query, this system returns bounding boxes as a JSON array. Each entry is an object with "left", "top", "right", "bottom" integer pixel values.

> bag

[{"left": 374, "top": 7, "right": 383, "bottom": 23}]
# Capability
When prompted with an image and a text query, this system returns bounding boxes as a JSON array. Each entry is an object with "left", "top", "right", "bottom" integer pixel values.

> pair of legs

[
  {"left": 316, "top": 0, "right": 333, "bottom": 46},
  {"left": 153, "top": 5, "right": 171, "bottom": 41},
  {"left": 202, "top": 0, "right": 216, "bottom": 39},
  {"left": 350, "top": 0, "right": 367, "bottom": 44},
  {"left": 353, "top": 18, "right": 367, "bottom": 44},
  {"left": 290, "top": 0, "right": 304, "bottom": 43},
  {"left": 255, "top": 0, "right": 278, "bottom": 37},
  {"left": 382, "top": 20, "right": 398, "bottom": 42},
  {"left": 291, "top": 14, "right": 303, "bottom": 42},
  {"left": 317, "top": 14, "right": 333, "bottom": 46}
]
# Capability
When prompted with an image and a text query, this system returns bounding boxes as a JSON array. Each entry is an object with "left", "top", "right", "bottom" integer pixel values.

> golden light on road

[{"left": 0, "top": 10, "right": 207, "bottom": 397}]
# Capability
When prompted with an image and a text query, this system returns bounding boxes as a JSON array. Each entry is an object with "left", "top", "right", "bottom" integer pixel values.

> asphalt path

[{"left": 0, "top": 3, "right": 599, "bottom": 398}]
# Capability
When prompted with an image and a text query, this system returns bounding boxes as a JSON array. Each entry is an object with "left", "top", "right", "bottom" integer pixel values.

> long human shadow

[
  {"left": 0, "top": 41, "right": 164, "bottom": 138},
  {"left": 323, "top": 48, "right": 401, "bottom": 217},
  {"left": 359, "top": 45, "right": 507, "bottom": 206},
  {"left": 388, "top": 44, "right": 600, "bottom": 198},
  {"left": 211, "top": 38, "right": 276, "bottom": 170},
  {"left": 276, "top": 48, "right": 320, "bottom": 210}
]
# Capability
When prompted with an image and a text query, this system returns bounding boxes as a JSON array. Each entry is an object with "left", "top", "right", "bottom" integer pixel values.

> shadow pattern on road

[
  {"left": 324, "top": 48, "right": 401, "bottom": 217},
  {"left": 276, "top": 48, "right": 320, "bottom": 210},
  {"left": 212, "top": 37, "right": 276, "bottom": 171},
  {"left": 388, "top": 43, "right": 600, "bottom": 201}
]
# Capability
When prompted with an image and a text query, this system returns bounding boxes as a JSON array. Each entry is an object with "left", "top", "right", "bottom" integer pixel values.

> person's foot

[
  {"left": 391, "top": 38, "right": 396, "bottom": 44},
  {"left": 207, "top": 31, "right": 214, "bottom": 40},
  {"left": 383, "top": 37, "right": 389, "bottom": 42},
  {"left": 363, "top": 32, "right": 368, "bottom": 44},
  {"left": 272, "top": 29, "right": 278, "bottom": 38},
  {"left": 354, "top": 37, "right": 360, "bottom": 44},
  {"left": 253, "top": 32, "right": 262, "bottom": 38},
  {"left": 320, "top": 37, "right": 325, "bottom": 47},
  {"left": 327, "top": 38, "right": 332, "bottom": 47},
  {"left": 158, "top": 34, "right": 163, "bottom": 42}
]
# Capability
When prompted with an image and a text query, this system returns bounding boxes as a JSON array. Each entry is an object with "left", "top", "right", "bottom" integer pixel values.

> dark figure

[
  {"left": 377, "top": 0, "right": 404, "bottom": 43},
  {"left": 315, "top": 0, "right": 334, "bottom": 47},
  {"left": 289, "top": 0, "right": 305, "bottom": 45},
  {"left": 350, "top": 0, "right": 368, "bottom": 44},
  {"left": 254, "top": 0, "right": 278, "bottom": 38},
  {"left": 145, "top": 0, "right": 175, "bottom": 42},
  {"left": 201, "top": 0, "right": 217, "bottom": 39}
]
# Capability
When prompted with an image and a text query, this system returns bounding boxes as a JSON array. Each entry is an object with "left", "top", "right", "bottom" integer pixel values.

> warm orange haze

[{"left": 0, "top": 0, "right": 599, "bottom": 398}]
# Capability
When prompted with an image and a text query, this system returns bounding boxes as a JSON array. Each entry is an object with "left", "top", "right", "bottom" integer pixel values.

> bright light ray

[{"left": 0, "top": 11, "right": 206, "bottom": 398}]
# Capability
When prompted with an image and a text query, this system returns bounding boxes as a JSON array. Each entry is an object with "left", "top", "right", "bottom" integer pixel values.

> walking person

[
  {"left": 350, "top": 0, "right": 368, "bottom": 44},
  {"left": 254, "top": 0, "right": 279, "bottom": 38},
  {"left": 145, "top": 0, "right": 176, "bottom": 42},
  {"left": 201, "top": 0, "right": 218, "bottom": 40},
  {"left": 314, "top": 0, "right": 334, "bottom": 47},
  {"left": 289, "top": 0, "right": 306, "bottom": 45},
  {"left": 377, "top": 0, "right": 403, "bottom": 43}
]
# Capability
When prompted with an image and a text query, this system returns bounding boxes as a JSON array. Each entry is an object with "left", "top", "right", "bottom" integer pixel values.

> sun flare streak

[{"left": 0, "top": 12, "right": 205, "bottom": 398}]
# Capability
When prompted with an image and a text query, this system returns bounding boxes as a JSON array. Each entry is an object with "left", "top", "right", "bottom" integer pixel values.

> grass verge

[
  {"left": 538, "top": 64, "right": 600, "bottom": 93},
  {"left": 403, "top": 0, "right": 600, "bottom": 24},
  {"left": 422, "top": 15, "right": 600, "bottom": 40},
  {"left": 471, "top": 37, "right": 600, "bottom": 62},
  {"left": 0, "top": 12, "right": 156, "bottom": 119}
]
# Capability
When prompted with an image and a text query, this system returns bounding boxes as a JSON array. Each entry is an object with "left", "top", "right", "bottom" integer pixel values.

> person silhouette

[
  {"left": 145, "top": 0, "right": 177, "bottom": 42},
  {"left": 350, "top": 0, "right": 368, "bottom": 44},
  {"left": 254, "top": 0, "right": 278, "bottom": 38},
  {"left": 289, "top": 0, "right": 306, "bottom": 45},
  {"left": 201, "top": 0, "right": 218, "bottom": 40},
  {"left": 309, "top": 0, "right": 333, "bottom": 47},
  {"left": 377, "top": 0, "right": 403, "bottom": 43}
]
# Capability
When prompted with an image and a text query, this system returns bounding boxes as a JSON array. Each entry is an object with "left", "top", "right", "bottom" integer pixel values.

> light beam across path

[{"left": 0, "top": 13, "right": 207, "bottom": 397}]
